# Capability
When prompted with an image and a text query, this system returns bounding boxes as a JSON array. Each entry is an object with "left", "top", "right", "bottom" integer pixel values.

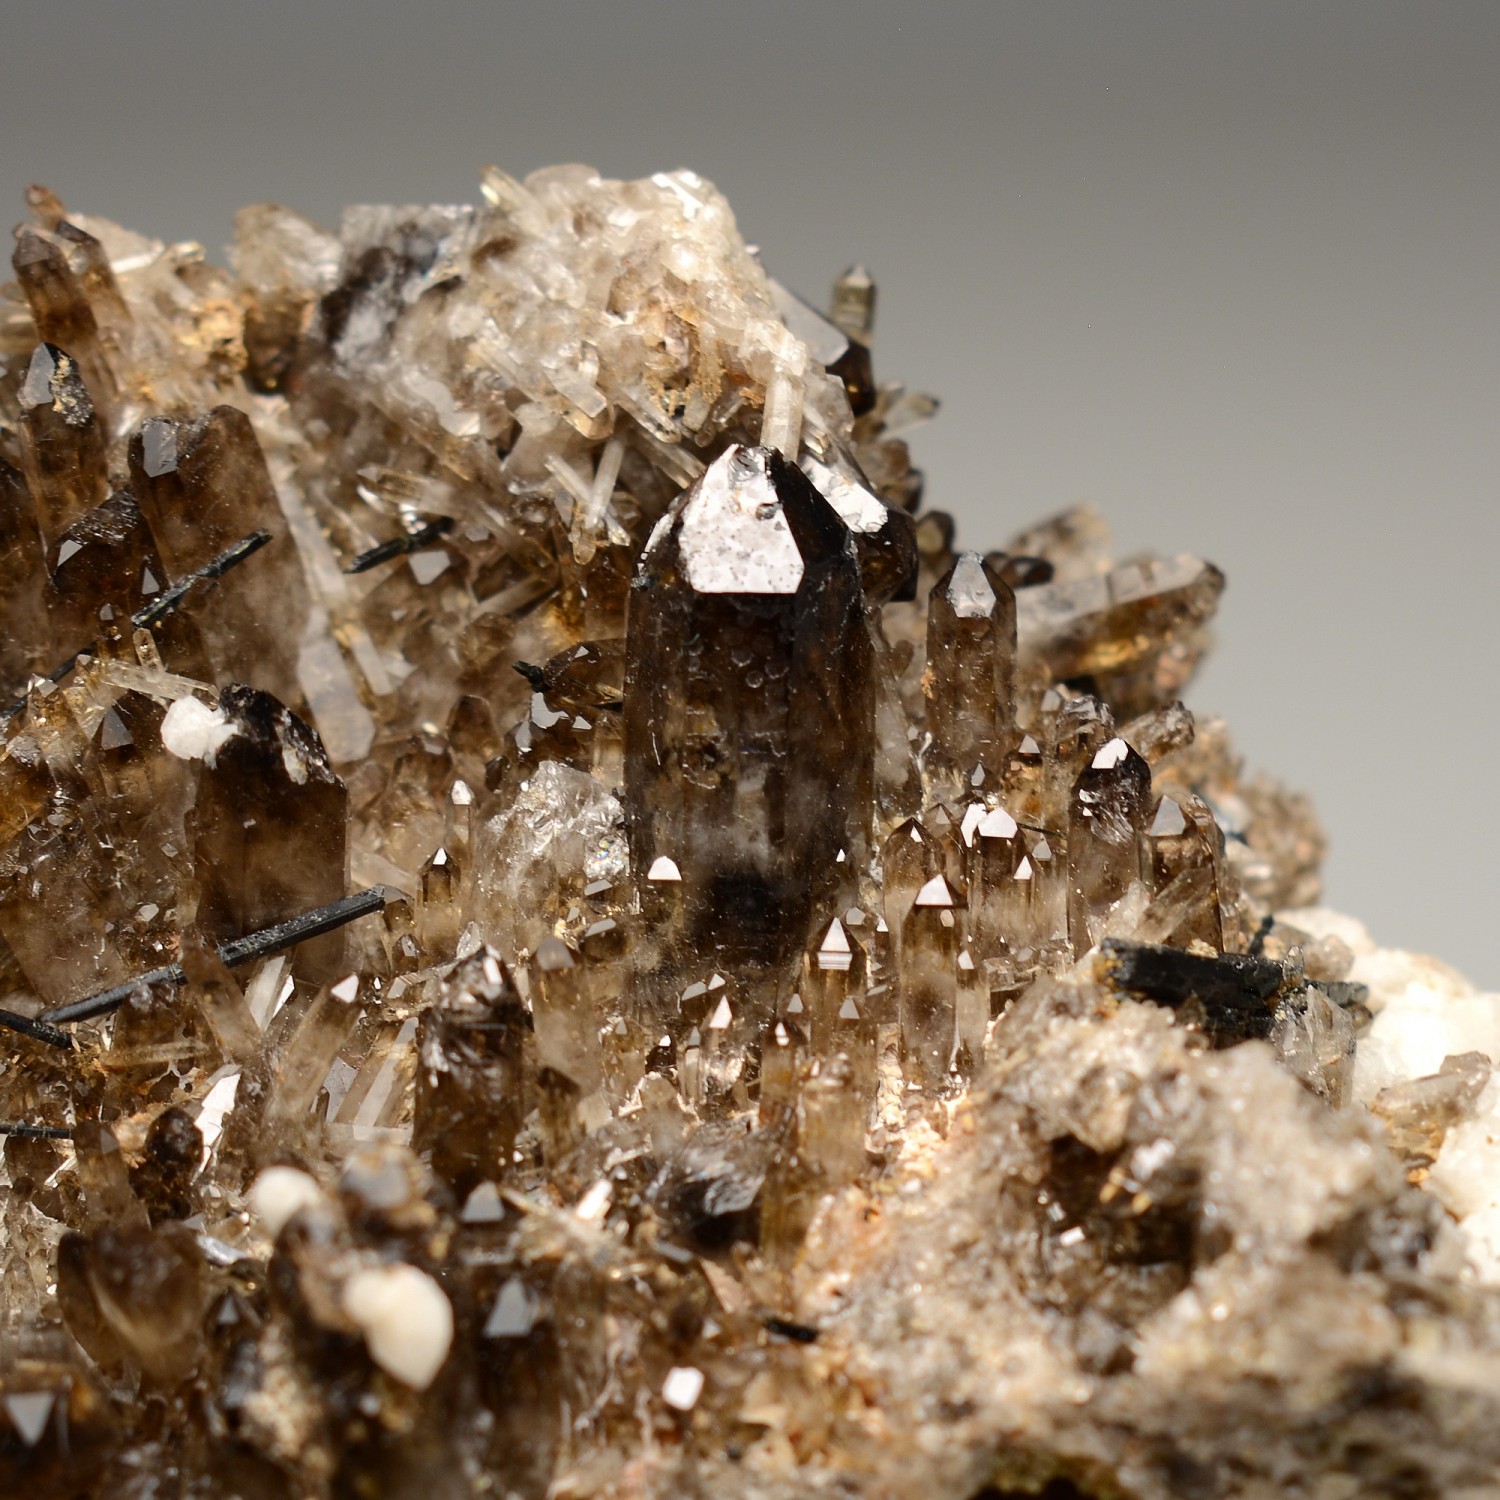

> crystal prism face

[{"left": 0, "top": 164, "right": 1483, "bottom": 1500}]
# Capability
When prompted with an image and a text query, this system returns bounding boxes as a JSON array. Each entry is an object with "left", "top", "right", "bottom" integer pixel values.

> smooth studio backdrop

[{"left": 3, "top": 2, "right": 1497, "bottom": 980}]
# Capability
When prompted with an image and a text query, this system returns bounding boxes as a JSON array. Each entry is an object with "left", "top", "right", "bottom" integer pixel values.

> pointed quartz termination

[
  {"left": 1017, "top": 553, "right": 1225, "bottom": 716},
  {"left": 880, "top": 816, "right": 947, "bottom": 979},
  {"left": 128, "top": 407, "right": 282, "bottom": 574},
  {"left": 1371, "top": 1053, "right": 1493, "bottom": 1166},
  {"left": 16, "top": 343, "right": 110, "bottom": 548},
  {"left": 1041, "top": 692, "right": 1116, "bottom": 831},
  {"left": 900, "top": 873, "right": 960, "bottom": 1091},
  {"left": 1122, "top": 699, "right": 1196, "bottom": 769},
  {"left": 758, "top": 1017, "right": 802, "bottom": 1128},
  {"left": 48, "top": 489, "right": 170, "bottom": 659},
  {"left": 623, "top": 445, "right": 872, "bottom": 994},
  {"left": 52, "top": 217, "right": 133, "bottom": 332},
  {"left": 923, "top": 551, "right": 1017, "bottom": 794},
  {"left": 127, "top": 407, "right": 305, "bottom": 703},
  {"left": 185, "top": 687, "right": 349, "bottom": 984},
  {"left": 1144, "top": 792, "right": 1227, "bottom": 950},
  {"left": 826, "top": 265, "right": 877, "bottom": 416},
  {"left": 829, "top": 264, "right": 876, "bottom": 343},
  {"left": 72, "top": 1122, "right": 149, "bottom": 1236},
  {"left": 1067, "top": 737, "right": 1153, "bottom": 955},
  {"left": 968, "top": 803, "right": 1034, "bottom": 957},
  {"left": 800, "top": 917, "right": 869, "bottom": 1057},
  {"left": 11, "top": 228, "right": 116, "bottom": 410},
  {"left": 225, "top": 972, "right": 367, "bottom": 1176},
  {"left": 801, "top": 453, "right": 917, "bottom": 605}
]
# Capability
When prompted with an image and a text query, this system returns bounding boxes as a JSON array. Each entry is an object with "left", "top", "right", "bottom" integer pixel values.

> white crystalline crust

[
  {"left": 755, "top": 936, "right": 1500, "bottom": 1498},
  {"left": 320, "top": 166, "right": 844, "bottom": 557},
  {"left": 160, "top": 695, "right": 239, "bottom": 765},
  {"left": 1287, "top": 906, "right": 1500, "bottom": 1284}
]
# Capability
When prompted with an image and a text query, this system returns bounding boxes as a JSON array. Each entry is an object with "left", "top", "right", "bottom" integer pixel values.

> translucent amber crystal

[
  {"left": 128, "top": 408, "right": 305, "bottom": 702},
  {"left": 16, "top": 343, "right": 110, "bottom": 549},
  {"left": 1067, "top": 736, "right": 1153, "bottom": 953},
  {"left": 922, "top": 550, "right": 1017, "bottom": 794},
  {"left": 187, "top": 686, "right": 348, "bottom": 982},
  {"left": 11, "top": 231, "right": 116, "bottom": 412},
  {"left": 412, "top": 951, "right": 527, "bottom": 1197},
  {"left": 623, "top": 445, "right": 873, "bottom": 996},
  {"left": 0, "top": 457, "right": 50, "bottom": 690}
]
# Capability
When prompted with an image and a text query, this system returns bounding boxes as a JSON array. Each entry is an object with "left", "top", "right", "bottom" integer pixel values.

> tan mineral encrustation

[{"left": 1, "top": 165, "right": 1499, "bottom": 1499}]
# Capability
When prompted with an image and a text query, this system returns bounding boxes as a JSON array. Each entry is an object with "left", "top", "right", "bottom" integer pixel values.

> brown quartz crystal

[{"left": 0, "top": 164, "right": 1492, "bottom": 1500}]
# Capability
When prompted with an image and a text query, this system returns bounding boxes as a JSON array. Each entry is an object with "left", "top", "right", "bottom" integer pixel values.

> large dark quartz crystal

[
  {"left": 0, "top": 164, "right": 1494, "bottom": 1500},
  {"left": 624, "top": 443, "right": 874, "bottom": 1000}
]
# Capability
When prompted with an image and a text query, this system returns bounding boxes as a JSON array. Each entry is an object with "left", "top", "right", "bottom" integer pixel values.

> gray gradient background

[{"left": 3, "top": 3, "right": 1497, "bottom": 980}]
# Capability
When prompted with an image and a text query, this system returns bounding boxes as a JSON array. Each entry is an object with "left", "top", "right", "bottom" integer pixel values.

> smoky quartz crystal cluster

[{"left": 2, "top": 166, "right": 1500, "bottom": 1500}]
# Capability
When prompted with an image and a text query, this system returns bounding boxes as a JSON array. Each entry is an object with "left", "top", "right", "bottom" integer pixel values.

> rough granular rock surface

[
  {"left": 792, "top": 981, "right": 1500, "bottom": 1499},
  {"left": 0, "top": 164, "right": 1498, "bottom": 1499}
]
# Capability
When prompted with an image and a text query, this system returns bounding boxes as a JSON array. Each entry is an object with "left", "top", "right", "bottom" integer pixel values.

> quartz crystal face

[{"left": 0, "top": 164, "right": 1493, "bottom": 1500}]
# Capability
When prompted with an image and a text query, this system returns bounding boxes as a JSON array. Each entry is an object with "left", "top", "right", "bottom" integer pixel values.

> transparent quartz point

[
  {"left": 16, "top": 343, "right": 110, "bottom": 548},
  {"left": 1067, "top": 736, "right": 1153, "bottom": 955},
  {"left": 899, "top": 876, "right": 959, "bottom": 1091},
  {"left": 923, "top": 551, "right": 1017, "bottom": 795}
]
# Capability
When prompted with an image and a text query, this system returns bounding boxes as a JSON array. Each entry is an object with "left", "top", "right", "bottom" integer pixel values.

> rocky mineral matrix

[{"left": 0, "top": 166, "right": 1498, "bottom": 1499}]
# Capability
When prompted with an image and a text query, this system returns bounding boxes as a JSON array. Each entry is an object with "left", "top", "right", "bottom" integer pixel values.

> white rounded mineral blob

[
  {"left": 341, "top": 1263, "right": 454, "bottom": 1391},
  {"left": 248, "top": 1166, "right": 326, "bottom": 1239},
  {"left": 160, "top": 695, "right": 238, "bottom": 765}
]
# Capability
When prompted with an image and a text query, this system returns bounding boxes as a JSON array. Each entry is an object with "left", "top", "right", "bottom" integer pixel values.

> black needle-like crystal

[
  {"left": 0, "top": 1006, "right": 74, "bottom": 1051},
  {"left": 132, "top": 527, "right": 272, "bottom": 630},
  {"left": 345, "top": 515, "right": 453, "bottom": 573},
  {"left": 39, "top": 887, "right": 390, "bottom": 1026},
  {"left": 0, "top": 526, "right": 273, "bottom": 719}
]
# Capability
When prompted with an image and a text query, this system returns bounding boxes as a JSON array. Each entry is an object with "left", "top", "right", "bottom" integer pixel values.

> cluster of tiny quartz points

[{"left": 1, "top": 165, "right": 1499, "bottom": 1499}]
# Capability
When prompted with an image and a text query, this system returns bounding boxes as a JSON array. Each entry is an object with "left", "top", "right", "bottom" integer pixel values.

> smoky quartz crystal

[{"left": 0, "top": 164, "right": 1496, "bottom": 1500}]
